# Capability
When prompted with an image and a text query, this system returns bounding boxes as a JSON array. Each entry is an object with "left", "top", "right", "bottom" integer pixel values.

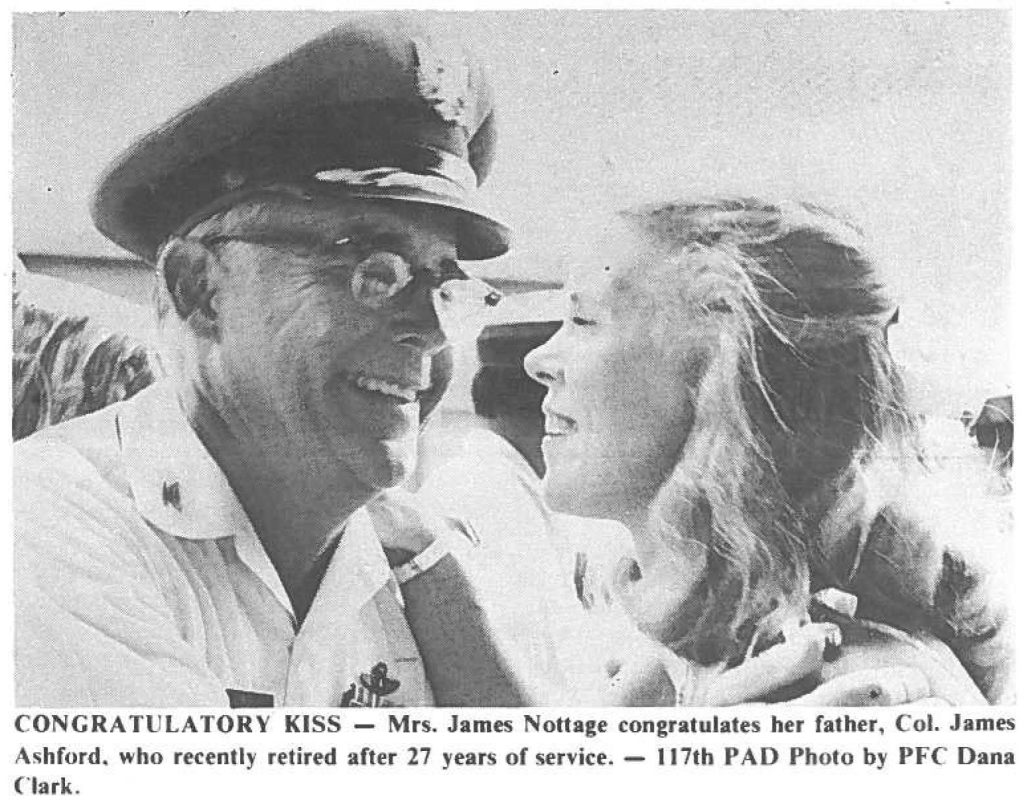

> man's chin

[
  {"left": 319, "top": 392, "right": 421, "bottom": 488},
  {"left": 366, "top": 454, "right": 415, "bottom": 491},
  {"left": 340, "top": 433, "right": 418, "bottom": 492}
]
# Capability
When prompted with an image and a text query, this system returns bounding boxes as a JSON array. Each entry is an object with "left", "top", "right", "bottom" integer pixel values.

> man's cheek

[{"left": 419, "top": 347, "right": 454, "bottom": 423}]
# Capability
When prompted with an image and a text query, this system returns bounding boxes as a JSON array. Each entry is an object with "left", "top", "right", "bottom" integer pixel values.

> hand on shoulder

[{"left": 366, "top": 489, "right": 477, "bottom": 566}]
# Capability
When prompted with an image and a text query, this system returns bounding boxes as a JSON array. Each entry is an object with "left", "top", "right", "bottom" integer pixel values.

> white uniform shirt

[{"left": 14, "top": 382, "right": 431, "bottom": 707}]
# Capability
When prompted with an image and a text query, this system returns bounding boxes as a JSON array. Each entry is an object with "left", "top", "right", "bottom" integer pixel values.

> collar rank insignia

[
  {"left": 162, "top": 480, "right": 182, "bottom": 511},
  {"left": 340, "top": 661, "right": 401, "bottom": 708},
  {"left": 413, "top": 37, "right": 470, "bottom": 127}
]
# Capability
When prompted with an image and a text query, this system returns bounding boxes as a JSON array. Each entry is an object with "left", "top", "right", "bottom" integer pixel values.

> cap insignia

[
  {"left": 220, "top": 168, "right": 248, "bottom": 193},
  {"left": 413, "top": 38, "right": 470, "bottom": 127}
]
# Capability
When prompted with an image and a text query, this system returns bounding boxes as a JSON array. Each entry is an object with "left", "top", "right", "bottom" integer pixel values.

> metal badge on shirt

[{"left": 339, "top": 661, "right": 401, "bottom": 707}]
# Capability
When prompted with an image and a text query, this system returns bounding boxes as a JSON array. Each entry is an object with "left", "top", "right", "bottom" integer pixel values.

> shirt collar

[
  {"left": 116, "top": 381, "right": 255, "bottom": 541},
  {"left": 117, "top": 381, "right": 393, "bottom": 614},
  {"left": 303, "top": 507, "right": 393, "bottom": 629}
]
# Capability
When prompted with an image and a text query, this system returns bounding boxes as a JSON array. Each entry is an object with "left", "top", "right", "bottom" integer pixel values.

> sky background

[{"left": 11, "top": 9, "right": 1012, "bottom": 414}]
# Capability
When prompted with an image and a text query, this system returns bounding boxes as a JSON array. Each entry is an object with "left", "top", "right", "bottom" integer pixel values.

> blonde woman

[{"left": 526, "top": 198, "right": 1010, "bottom": 704}]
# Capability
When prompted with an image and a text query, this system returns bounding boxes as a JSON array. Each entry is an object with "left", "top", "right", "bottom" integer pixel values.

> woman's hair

[{"left": 621, "top": 198, "right": 923, "bottom": 666}]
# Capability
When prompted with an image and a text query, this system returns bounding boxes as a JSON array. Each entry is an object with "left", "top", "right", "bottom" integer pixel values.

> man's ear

[{"left": 159, "top": 237, "right": 221, "bottom": 336}]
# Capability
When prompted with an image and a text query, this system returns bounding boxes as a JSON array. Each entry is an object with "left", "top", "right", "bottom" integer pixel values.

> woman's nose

[{"left": 524, "top": 328, "right": 563, "bottom": 386}]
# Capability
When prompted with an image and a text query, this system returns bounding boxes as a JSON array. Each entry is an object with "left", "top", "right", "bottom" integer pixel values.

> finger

[
  {"left": 706, "top": 623, "right": 836, "bottom": 705},
  {"left": 366, "top": 491, "right": 460, "bottom": 553},
  {"left": 368, "top": 488, "right": 416, "bottom": 513},
  {"left": 365, "top": 493, "right": 415, "bottom": 534},
  {"left": 607, "top": 655, "right": 676, "bottom": 707},
  {"left": 792, "top": 667, "right": 931, "bottom": 706}
]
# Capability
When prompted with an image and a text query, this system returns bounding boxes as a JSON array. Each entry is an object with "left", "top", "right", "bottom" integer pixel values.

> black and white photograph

[{"left": 10, "top": 6, "right": 1013, "bottom": 716}]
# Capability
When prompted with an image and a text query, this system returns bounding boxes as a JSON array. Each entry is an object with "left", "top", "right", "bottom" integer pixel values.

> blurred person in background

[
  {"left": 527, "top": 197, "right": 1011, "bottom": 704},
  {"left": 970, "top": 395, "right": 1013, "bottom": 470}
]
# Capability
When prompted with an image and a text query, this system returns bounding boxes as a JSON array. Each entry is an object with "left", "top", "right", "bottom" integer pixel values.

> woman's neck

[{"left": 621, "top": 510, "right": 663, "bottom": 574}]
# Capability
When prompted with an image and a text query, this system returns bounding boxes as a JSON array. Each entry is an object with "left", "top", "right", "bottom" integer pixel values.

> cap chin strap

[{"left": 315, "top": 149, "right": 478, "bottom": 195}]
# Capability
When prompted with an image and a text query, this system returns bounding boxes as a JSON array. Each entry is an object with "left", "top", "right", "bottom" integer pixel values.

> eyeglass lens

[
  {"left": 350, "top": 250, "right": 502, "bottom": 342},
  {"left": 206, "top": 236, "right": 502, "bottom": 342},
  {"left": 350, "top": 252, "right": 413, "bottom": 309}
]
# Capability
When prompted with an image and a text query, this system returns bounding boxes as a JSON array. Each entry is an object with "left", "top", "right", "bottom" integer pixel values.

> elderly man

[{"left": 13, "top": 18, "right": 533, "bottom": 707}]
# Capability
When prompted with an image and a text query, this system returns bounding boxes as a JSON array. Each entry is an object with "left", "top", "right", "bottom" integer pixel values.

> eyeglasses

[{"left": 203, "top": 234, "right": 502, "bottom": 342}]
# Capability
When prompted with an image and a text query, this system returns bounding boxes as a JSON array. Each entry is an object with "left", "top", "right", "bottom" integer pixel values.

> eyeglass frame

[{"left": 197, "top": 232, "right": 503, "bottom": 334}]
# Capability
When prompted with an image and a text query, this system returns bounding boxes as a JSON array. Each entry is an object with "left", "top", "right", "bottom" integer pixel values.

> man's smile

[
  {"left": 346, "top": 371, "right": 422, "bottom": 404},
  {"left": 336, "top": 341, "right": 436, "bottom": 406}
]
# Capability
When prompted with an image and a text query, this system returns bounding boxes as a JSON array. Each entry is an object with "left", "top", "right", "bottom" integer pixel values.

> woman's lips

[{"left": 543, "top": 409, "right": 578, "bottom": 437}]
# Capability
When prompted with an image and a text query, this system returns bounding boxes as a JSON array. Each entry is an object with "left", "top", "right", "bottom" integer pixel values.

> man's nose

[
  {"left": 389, "top": 281, "right": 447, "bottom": 352},
  {"left": 524, "top": 327, "right": 564, "bottom": 386}
]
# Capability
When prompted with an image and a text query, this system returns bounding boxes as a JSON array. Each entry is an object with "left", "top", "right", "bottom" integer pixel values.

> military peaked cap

[{"left": 91, "top": 16, "right": 511, "bottom": 262}]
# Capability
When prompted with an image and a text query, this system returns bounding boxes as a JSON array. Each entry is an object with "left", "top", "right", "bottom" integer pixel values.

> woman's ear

[{"left": 159, "top": 237, "right": 221, "bottom": 337}]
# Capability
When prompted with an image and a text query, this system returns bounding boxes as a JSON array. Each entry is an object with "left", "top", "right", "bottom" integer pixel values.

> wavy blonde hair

[{"left": 623, "top": 198, "right": 922, "bottom": 666}]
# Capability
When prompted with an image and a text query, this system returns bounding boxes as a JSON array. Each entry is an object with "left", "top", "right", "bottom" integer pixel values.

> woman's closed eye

[{"left": 566, "top": 288, "right": 602, "bottom": 327}]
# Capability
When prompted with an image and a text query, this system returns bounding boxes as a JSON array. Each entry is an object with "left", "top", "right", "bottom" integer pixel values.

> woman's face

[{"left": 524, "top": 221, "right": 706, "bottom": 521}]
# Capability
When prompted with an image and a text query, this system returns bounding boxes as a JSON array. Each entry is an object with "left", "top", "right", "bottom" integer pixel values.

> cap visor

[{"left": 325, "top": 183, "right": 512, "bottom": 261}]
